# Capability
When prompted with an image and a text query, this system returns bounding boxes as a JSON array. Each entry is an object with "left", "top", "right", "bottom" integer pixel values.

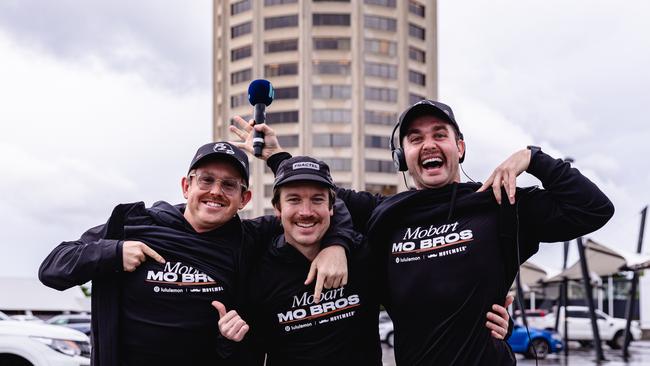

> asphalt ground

[{"left": 381, "top": 340, "right": 650, "bottom": 365}]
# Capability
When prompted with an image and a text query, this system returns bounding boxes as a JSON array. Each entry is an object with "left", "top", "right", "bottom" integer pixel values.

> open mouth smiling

[{"left": 422, "top": 157, "right": 443, "bottom": 169}]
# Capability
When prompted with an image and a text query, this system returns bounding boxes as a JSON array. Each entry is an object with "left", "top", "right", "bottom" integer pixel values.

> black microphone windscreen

[{"left": 248, "top": 79, "right": 274, "bottom": 106}]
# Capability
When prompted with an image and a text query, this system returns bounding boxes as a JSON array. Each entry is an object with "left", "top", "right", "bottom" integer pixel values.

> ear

[
  {"left": 457, "top": 139, "right": 466, "bottom": 161},
  {"left": 239, "top": 190, "right": 252, "bottom": 210},
  {"left": 181, "top": 176, "right": 190, "bottom": 199}
]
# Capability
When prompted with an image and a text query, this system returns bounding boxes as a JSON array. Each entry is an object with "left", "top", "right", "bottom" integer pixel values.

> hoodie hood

[{"left": 146, "top": 201, "right": 240, "bottom": 238}]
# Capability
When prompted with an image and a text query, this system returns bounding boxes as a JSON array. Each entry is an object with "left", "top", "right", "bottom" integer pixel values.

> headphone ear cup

[{"left": 392, "top": 148, "right": 408, "bottom": 172}]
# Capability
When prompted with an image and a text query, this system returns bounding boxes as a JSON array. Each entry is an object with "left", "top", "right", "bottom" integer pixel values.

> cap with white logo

[
  {"left": 188, "top": 142, "right": 250, "bottom": 186},
  {"left": 274, "top": 156, "right": 334, "bottom": 189},
  {"left": 398, "top": 99, "right": 463, "bottom": 142}
]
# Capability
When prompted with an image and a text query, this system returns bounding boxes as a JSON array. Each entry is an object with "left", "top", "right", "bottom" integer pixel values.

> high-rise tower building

[{"left": 213, "top": 0, "right": 437, "bottom": 216}]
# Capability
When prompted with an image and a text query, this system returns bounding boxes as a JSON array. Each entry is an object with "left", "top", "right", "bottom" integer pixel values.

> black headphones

[{"left": 390, "top": 118, "right": 466, "bottom": 172}]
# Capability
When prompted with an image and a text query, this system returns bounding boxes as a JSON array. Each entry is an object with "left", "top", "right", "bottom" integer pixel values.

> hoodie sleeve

[
  {"left": 38, "top": 223, "right": 123, "bottom": 291},
  {"left": 334, "top": 188, "right": 385, "bottom": 235},
  {"left": 319, "top": 198, "right": 356, "bottom": 253},
  {"left": 517, "top": 150, "right": 615, "bottom": 259}
]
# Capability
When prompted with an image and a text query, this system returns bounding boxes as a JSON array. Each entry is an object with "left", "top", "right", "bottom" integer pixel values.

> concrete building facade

[{"left": 213, "top": 0, "right": 437, "bottom": 216}]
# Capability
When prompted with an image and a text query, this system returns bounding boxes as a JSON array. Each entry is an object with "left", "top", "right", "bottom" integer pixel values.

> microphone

[{"left": 247, "top": 79, "right": 274, "bottom": 157}]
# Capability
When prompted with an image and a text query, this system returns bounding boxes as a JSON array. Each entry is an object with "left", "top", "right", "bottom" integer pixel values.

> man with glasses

[{"left": 39, "top": 142, "right": 350, "bottom": 366}]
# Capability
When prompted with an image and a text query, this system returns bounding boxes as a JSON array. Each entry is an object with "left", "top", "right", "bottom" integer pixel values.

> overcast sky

[{"left": 0, "top": 0, "right": 648, "bottom": 278}]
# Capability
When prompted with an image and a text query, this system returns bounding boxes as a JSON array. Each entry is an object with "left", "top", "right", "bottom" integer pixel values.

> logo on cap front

[
  {"left": 213, "top": 143, "right": 235, "bottom": 155},
  {"left": 292, "top": 162, "right": 320, "bottom": 171}
]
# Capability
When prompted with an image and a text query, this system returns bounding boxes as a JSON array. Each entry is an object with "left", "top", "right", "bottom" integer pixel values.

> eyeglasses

[{"left": 188, "top": 173, "right": 247, "bottom": 195}]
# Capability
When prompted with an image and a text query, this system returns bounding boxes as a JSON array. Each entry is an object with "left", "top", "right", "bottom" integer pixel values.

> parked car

[
  {"left": 9, "top": 315, "right": 44, "bottom": 323},
  {"left": 46, "top": 315, "right": 91, "bottom": 336},
  {"left": 518, "top": 306, "right": 642, "bottom": 349},
  {"left": 378, "top": 311, "right": 394, "bottom": 347},
  {"left": 514, "top": 308, "right": 553, "bottom": 330},
  {"left": 507, "top": 324, "right": 563, "bottom": 359},
  {"left": 0, "top": 310, "right": 90, "bottom": 366}
]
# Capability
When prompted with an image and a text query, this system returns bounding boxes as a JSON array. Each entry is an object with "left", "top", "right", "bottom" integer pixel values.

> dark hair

[{"left": 272, "top": 185, "right": 336, "bottom": 211}]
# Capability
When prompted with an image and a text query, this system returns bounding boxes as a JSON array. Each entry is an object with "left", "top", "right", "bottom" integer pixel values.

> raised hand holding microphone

[{"left": 247, "top": 79, "right": 274, "bottom": 157}]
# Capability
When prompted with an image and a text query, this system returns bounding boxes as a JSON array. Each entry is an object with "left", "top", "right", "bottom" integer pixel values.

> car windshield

[{"left": 0, "top": 311, "right": 10, "bottom": 320}]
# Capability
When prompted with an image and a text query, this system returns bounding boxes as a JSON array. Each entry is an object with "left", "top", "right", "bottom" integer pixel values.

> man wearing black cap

[
  {"left": 213, "top": 156, "right": 381, "bottom": 365},
  {"left": 39, "top": 142, "right": 351, "bottom": 366},
  {"left": 231, "top": 98, "right": 614, "bottom": 365}
]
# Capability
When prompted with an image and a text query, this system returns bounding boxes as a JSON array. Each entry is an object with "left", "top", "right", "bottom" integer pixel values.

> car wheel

[
  {"left": 0, "top": 355, "right": 33, "bottom": 366},
  {"left": 527, "top": 338, "right": 550, "bottom": 360},
  {"left": 386, "top": 331, "right": 394, "bottom": 348},
  {"left": 608, "top": 331, "right": 629, "bottom": 350}
]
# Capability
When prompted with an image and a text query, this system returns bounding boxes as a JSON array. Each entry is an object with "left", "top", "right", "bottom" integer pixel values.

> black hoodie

[
  {"left": 269, "top": 150, "right": 614, "bottom": 365},
  {"left": 39, "top": 200, "right": 354, "bottom": 366}
]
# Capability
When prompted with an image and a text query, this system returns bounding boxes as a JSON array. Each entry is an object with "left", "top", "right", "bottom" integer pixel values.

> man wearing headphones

[{"left": 231, "top": 99, "right": 614, "bottom": 365}]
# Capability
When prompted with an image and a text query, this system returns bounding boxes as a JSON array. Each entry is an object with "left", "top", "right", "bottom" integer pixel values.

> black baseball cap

[
  {"left": 274, "top": 156, "right": 335, "bottom": 189},
  {"left": 188, "top": 142, "right": 250, "bottom": 186},
  {"left": 398, "top": 100, "right": 463, "bottom": 143}
]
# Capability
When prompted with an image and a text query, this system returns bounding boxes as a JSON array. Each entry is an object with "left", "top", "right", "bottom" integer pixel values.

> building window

[
  {"left": 313, "top": 133, "right": 352, "bottom": 147},
  {"left": 274, "top": 86, "right": 299, "bottom": 99},
  {"left": 365, "top": 86, "right": 397, "bottom": 102},
  {"left": 364, "top": 0, "right": 396, "bottom": 8},
  {"left": 365, "top": 135, "right": 390, "bottom": 149},
  {"left": 265, "top": 63, "right": 299, "bottom": 77},
  {"left": 323, "top": 158, "right": 352, "bottom": 171},
  {"left": 230, "top": 91, "right": 248, "bottom": 108},
  {"left": 313, "top": 13, "right": 351, "bottom": 26},
  {"left": 313, "top": 109, "right": 351, "bottom": 123},
  {"left": 408, "top": 46, "right": 426, "bottom": 63},
  {"left": 409, "top": 70, "right": 426, "bottom": 86},
  {"left": 365, "top": 159, "right": 396, "bottom": 173},
  {"left": 365, "top": 183, "right": 397, "bottom": 195},
  {"left": 313, "top": 60, "right": 351, "bottom": 75},
  {"left": 265, "top": 14, "right": 299, "bottom": 30},
  {"left": 409, "top": 93, "right": 426, "bottom": 105},
  {"left": 364, "top": 15, "right": 397, "bottom": 32},
  {"left": 408, "top": 1, "right": 425, "bottom": 17},
  {"left": 314, "top": 37, "right": 351, "bottom": 50},
  {"left": 231, "top": 0, "right": 251, "bottom": 15},
  {"left": 231, "top": 68, "right": 252, "bottom": 85},
  {"left": 267, "top": 110, "right": 299, "bottom": 123},
  {"left": 365, "top": 110, "right": 397, "bottom": 126},
  {"left": 409, "top": 23, "right": 425, "bottom": 40},
  {"left": 265, "top": 39, "right": 298, "bottom": 53},
  {"left": 313, "top": 85, "right": 351, "bottom": 99},
  {"left": 231, "top": 45, "right": 252, "bottom": 61},
  {"left": 265, "top": 0, "right": 297, "bottom": 5},
  {"left": 277, "top": 134, "right": 299, "bottom": 147},
  {"left": 365, "top": 38, "right": 397, "bottom": 56},
  {"left": 231, "top": 21, "right": 252, "bottom": 38},
  {"left": 365, "top": 62, "right": 397, "bottom": 79}
]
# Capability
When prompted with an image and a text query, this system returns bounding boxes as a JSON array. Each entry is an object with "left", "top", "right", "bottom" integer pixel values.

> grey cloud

[{"left": 0, "top": 0, "right": 212, "bottom": 93}]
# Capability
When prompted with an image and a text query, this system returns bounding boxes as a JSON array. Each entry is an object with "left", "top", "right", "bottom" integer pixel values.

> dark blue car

[{"left": 507, "top": 324, "right": 563, "bottom": 359}]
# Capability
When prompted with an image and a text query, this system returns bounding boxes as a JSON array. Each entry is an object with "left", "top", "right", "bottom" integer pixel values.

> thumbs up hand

[{"left": 212, "top": 301, "right": 250, "bottom": 342}]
